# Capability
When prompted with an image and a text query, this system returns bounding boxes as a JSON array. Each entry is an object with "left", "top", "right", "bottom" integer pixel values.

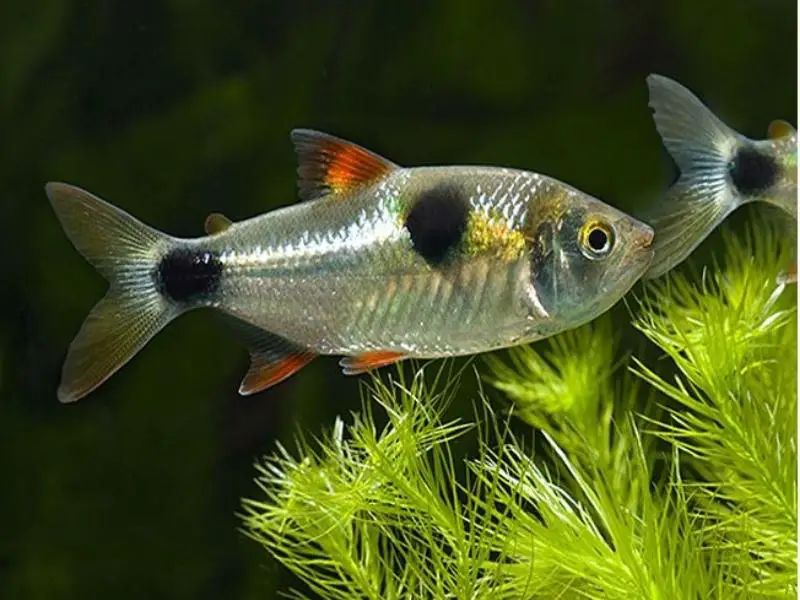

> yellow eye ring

[{"left": 579, "top": 219, "right": 615, "bottom": 259}]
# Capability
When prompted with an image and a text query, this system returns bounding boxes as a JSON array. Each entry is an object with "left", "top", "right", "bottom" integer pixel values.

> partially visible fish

[
  {"left": 641, "top": 74, "right": 797, "bottom": 280},
  {"left": 46, "top": 129, "right": 654, "bottom": 403}
]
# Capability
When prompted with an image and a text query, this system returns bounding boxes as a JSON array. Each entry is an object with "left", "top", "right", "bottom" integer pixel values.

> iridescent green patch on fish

[{"left": 462, "top": 209, "right": 527, "bottom": 262}]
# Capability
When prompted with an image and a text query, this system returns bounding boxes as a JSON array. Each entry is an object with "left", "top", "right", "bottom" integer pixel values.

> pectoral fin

[{"left": 340, "top": 351, "right": 407, "bottom": 375}]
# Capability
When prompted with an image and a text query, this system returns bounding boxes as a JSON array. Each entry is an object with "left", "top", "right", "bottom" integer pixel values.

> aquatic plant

[{"left": 241, "top": 219, "right": 796, "bottom": 599}]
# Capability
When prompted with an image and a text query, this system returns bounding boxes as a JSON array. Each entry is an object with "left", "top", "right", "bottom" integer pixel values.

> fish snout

[{"left": 635, "top": 226, "right": 655, "bottom": 250}]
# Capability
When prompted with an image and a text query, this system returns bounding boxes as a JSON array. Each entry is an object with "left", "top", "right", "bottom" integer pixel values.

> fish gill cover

[{"left": 241, "top": 218, "right": 797, "bottom": 599}]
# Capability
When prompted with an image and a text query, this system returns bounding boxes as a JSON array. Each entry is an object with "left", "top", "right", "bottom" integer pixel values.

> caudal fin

[
  {"left": 643, "top": 74, "right": 742, "bottom": 279},
  {"left": 46, "top": 182, "right": 180, "bottom": 403}
]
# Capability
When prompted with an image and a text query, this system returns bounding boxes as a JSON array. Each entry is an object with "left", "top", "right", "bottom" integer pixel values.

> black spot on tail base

[
  {"left": 404, "top": 184, "right": 470, "bottom": 266},
  {"left": 729, "top": 146, "right": 779, "bottom": 196},
  {"left": 155, "top": 248, "right": 223, "bottom": 304}
]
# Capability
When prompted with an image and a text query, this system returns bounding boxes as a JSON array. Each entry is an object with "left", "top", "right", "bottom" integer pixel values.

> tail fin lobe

[
  {"left": 646, "top": 73, "right": 740, "bottom": 175},
  {"left": 642, "top": 74, "right": 742, "bottom": 279},
  {"left": 46, "top": 182, "right": 180, "bottom": 402}
]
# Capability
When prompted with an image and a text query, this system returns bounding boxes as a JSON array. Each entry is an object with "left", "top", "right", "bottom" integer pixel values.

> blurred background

[{"left": 0, "top": 0, "right": 795, "bottom": 598}]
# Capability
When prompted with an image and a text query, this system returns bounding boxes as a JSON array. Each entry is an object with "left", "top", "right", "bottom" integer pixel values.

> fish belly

[{"left": 217, "top": 256, "right": 531, "bottom": 358}]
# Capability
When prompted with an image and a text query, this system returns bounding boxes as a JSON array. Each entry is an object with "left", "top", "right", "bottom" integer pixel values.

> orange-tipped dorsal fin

[
  {"left": 290, "top": 129, "right": 399, "bottom": 202},
  {"left": 222, "top": 315, "right": 316, "bottom": 394},
  {"left": 767, "top": 119, "right": 796, "bottom": 140},
  {"left": 340, "top": 350, "right": 407, "bottom": 375},
  {"left": 204, "top": 212, "right": 233, "bottom": 235}
]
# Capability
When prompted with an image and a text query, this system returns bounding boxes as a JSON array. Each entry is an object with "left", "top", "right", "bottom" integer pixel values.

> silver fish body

[
  {"left": 46, "top": 130, "right": 654, "bottom": 402},
  {"left": 197, "top": 166, "right": 651, "bottom": 356}
]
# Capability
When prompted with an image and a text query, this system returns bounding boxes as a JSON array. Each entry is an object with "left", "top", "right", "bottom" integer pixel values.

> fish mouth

[
  {"left": 627, "top": 226, "right": 655, "bottom": 277},
  {"left": 635, "top": 227, "right": 655, "bottom": 249}
]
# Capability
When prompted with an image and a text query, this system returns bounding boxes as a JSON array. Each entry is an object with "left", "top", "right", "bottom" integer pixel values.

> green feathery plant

[
  {"left": 632, "top": 223, "right": 797, "bottom": 597},
  {"left": 241, "top": 219, "right": 797, "bottom": 599}
]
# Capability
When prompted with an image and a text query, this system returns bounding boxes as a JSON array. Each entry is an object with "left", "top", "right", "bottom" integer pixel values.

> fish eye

[{"left": 579, "top": 219, "right": 615, "bottom": 259}]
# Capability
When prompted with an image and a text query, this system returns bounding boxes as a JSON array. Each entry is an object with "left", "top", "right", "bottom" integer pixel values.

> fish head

[{"left": 524, "top": 187, "right": 654, "bottom": 328}]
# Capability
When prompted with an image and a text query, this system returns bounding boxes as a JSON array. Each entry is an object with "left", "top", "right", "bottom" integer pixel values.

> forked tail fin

[
  {"left": 46, "top": 182, "right": 182, "bottom": 403},
  {"left": 642, "top": 74, "right": 742, "bottom": 279}
]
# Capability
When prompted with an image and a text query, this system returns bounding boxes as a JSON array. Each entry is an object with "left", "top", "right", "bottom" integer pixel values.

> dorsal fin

[
  {"left": 290, "top": 129, "right": 399, "bottom": 202},
  {"left": 767, "top": 119, "right": 796, "bottom": 140},
  {"left": 221, "top": 315, "right": 316, "bottom": 394},
  {"left": 204, "top": 212, "right": 233, "bottom": 235}
]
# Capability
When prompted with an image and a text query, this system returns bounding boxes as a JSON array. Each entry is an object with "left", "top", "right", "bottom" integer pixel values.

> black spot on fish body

[
  {"left": 729, "top": 146, "right": 779, "bottom": 196},
  {"left": 404, "top": 184, "right": 469, "bottom": 266},
  {"left": 155, "top": 247, "right": 223, "bottom": 304}
]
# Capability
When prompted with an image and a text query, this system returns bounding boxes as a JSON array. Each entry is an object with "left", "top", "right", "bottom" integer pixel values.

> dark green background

[{"left": 0, "top": 1, "right": 795, "bottom": 598}]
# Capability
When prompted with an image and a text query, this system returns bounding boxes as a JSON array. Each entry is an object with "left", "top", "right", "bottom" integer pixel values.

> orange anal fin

[
  {"left": 340, "top": 351, "right": 407, "bottom": 375},
  {"left": 219, "top": 314, "right": 316, "bottom": 395},
  {"left": 290, "top": 129, "right": 398, "bottom": 202},
  {"left": 240, "top": 351, "right": 316, "bottom": 395}
]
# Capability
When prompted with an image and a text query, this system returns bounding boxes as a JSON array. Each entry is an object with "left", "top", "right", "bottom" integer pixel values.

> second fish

[{"left": 47, "top": 130, "right": 654, "bottom": 403}]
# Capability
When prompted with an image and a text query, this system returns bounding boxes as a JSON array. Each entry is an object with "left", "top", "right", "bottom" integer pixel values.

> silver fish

[
  {"left": 642, "top": 74, "right": 797, "bottom": 280},
  {"left": 47, "top": 129, "right": 654, "bottom": 403}
]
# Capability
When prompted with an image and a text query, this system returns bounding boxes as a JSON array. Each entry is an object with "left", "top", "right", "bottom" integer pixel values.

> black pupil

[{"left": 588, "top": 228, "right": 608, "bottom": 252}]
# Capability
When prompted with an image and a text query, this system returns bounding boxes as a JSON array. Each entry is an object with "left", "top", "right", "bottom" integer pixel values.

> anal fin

[
  {"left": 222, "top": 315, "right": 316, "bottom": 394},
  {"left": 340, "top": 351, "right": 407, "bottom": 375},
  {"left": 242, "top": 349, "right": 316, "bottom": 395}
]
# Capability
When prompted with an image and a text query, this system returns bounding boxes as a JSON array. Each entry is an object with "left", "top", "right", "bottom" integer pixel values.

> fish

[
  {"left": 46, "top": 129, "right": 654, "bottom": 403},
  {"left": 641, "top": 73, "right": 797, "bottom": 280}
]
